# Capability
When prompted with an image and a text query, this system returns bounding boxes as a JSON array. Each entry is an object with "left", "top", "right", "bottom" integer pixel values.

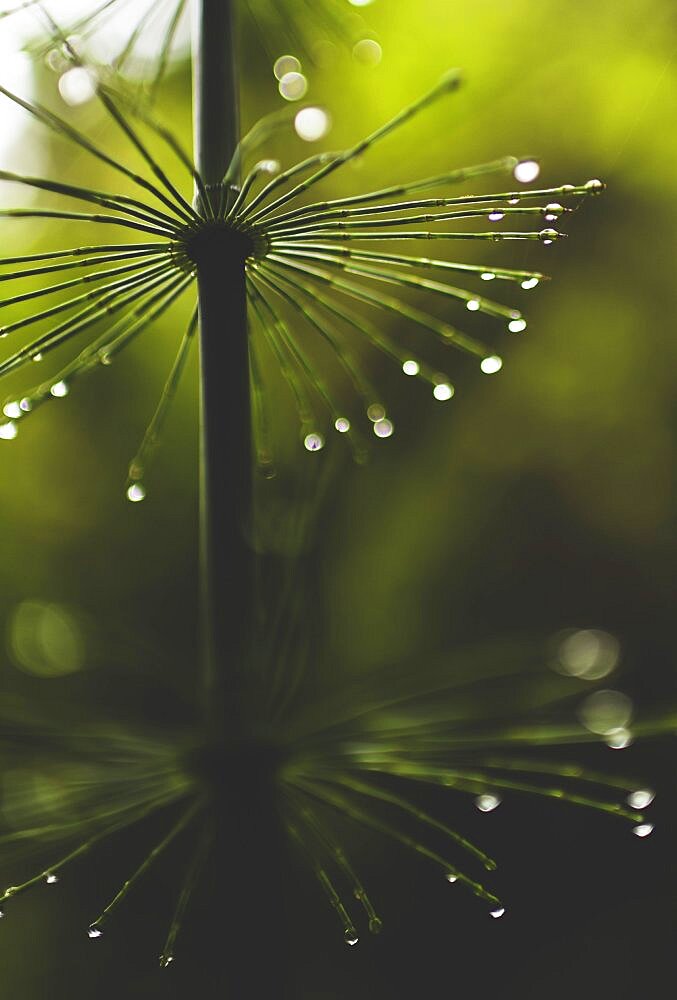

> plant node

[
  {"left": 185, "top": 737, "right": 286, "bottom": 803},
  {"left": 172, "top": 220, "right": 265, "bottom": 274}
]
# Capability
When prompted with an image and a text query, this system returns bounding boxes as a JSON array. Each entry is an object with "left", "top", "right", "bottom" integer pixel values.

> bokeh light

[
  {"left": 273, "top": 55, "right": 302, "bottom": 80},
  {"left": 8, "top": 599, "right": 85, "bottom": 677},
  {"left": 553, "top": 629, "right": 621, "bottom": 680},
  {"left": 373, "top": 418, "right": 394, "bottom": 438},
  {"left": 353, "top": 39, "right": 382, "bottom": 66},
  {"left": 279, "top": 71, "right": 308, "bottom": 101},
  {"left": 578, "top": 689, "right": 633, "bottom": 736}
]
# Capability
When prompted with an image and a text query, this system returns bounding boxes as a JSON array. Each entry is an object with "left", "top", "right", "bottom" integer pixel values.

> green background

[{"left": 0, "top": 1, "right": 675, "bottom": 996}]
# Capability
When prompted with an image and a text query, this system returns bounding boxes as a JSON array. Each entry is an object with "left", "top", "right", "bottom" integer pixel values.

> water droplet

[
  {"left": 273, "top": 55, "right": 301, "bottom": 80},
  {"left": 508, "top": 318, "right": 527, "bottom": 333},
  {"left": 367, "top": 403, "right": 386, "bottom": 422},
  {"left": 303, "top": 432, "right": 324, "bottom": 452},
  {"left": 627, "top": 789, "right": 655, "bottom": 810},
  {"left": 353, "top": 38, "right": 382, "bottom": 66},
  {"left": 19, "top": 398, "right": 32, "bottom": 412},
  {"left": 99, "top": 352, "right": 112, "bottom": 366},
  {"left": 445, "top": 873, "right": 458, "bottom": 883},
  {"left": 606, "top": 728, "right": 633, "bottom": 749},
  {"left": 50, "top": 380, "right": 69, "bottom": 398},
  {"left": 32, "top": 353, "right": 43, "bottom": 362},
  {"left": 3, "top": 401, "right": 21, "bottom": 419},
  {"left": 256, "top": 159, "right": 280, "bottom": 175},
  {"left": 480, "top": 272, "right": 496, "bottom": 281},
  {"left": 344, "top": 928, "right": 359, "bottom": 946},
  {"left": 369, "top": 917, "right": 383, "bottom": 934},
  {"left": 584, "top": 178, "right": 605, "bottom": 194},
  {"left": 88, "top": 926, "right": 102, "bottom": 939},
  {"left": 466, "top": 299, "right": 481, "bottom": 311},
  {"left": 632, "top": 823, "right": 653, "bottom": 838},
  {"left": 334, "top": 417, "right": 351, "bottom": 433},
  {"left": 160, "top": 954, "right": 174, "bottom": 968},
  {"left": 0, "top": 909, "right": 4, "bottom": 918},
  {"left": 373, "top": 418, "right": 394, "bottom": 438},
  {"left": 543, "top": 202, "right": 564, "bottom": 221},
  {"left": 521, "top": 277, "right": 539, "bottom": 290},
  {"left": 402, "top": 359, "right": 419, "bottom": 376},
  {"left": 507, "top": 197, "right": 520, "bottom": 206},
  {"left": 126, "top": 483, "right": 146, "bottom": 503},
  {"left": 475, "top": 793, "right": 502, "bottom": 813},
  {"left": 480, "top": 355, "right": 503, "bottom": 375},
  {"left": 513, "top": 160, "right": 540, "bottom": 184},
  {"left": 294, "top": 107, "right": 331, "bottom": 142},
  {"left": 539, "top": 229, "right": 560, "bottom": 245},
  {"left": 46, "top": 46, "right": 68, "bottom": 73},
  {"left": 0, "top": 421, "right": 18, "bottom": 440},
  {"left": 279, "top": 71, "right": 308, "bottom": 101},
  {"left": 45, "top": 874, "right": 59, "bottom": 884},
  {"left": 432, "top": 381, "right": 454, "bottom": 401},
  {"left": 58, "top": 66, "right": 97, "bottom": 106},
  {"left": 489, "top": 907, "right": 506, "bottom": 919},
  {"left": 488, "top": 211, "right": 505, "bottom": 222}
]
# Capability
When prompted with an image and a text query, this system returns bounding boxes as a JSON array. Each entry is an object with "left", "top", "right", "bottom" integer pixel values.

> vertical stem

[
  {"left": 192, "top": 0, "right": 239, "bottom": 190},
  {"left": 189, "top": 4, "right": 291, "bottom": 995},
  {"left": 197, "top": 250, "right": 252, "bottom": 735},
  {"left": 193, "top": 0, "right": 252, "bottom": 736}
]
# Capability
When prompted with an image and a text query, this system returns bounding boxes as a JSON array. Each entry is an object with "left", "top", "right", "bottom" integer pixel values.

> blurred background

[{"left": 0, "top": 0, "right": 675, "bottom": 996}]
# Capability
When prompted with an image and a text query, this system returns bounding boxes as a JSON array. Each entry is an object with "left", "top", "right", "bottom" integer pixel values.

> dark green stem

[
  {"left": 193, "top": 0, "right": 252, "bottom": 735},
  {"left": 190, "top": 3, "right": 290, "bottom": 994},
  {"left": 192, "top": 0, "right": 239, "bottom": 192},
  {"left": 196, "top": 250, "right": 252, "bottom": 735}
]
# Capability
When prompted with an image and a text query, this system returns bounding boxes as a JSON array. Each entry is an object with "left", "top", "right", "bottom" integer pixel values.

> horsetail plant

[
  {"left": 0, "top": 59, "right": 605, "bottom": 482},
  {"left": 2, "top": 2, "right": 661, "bottom": 997},
  {"left": 0, "top": 629, "right": 666, "bottom": 968}
]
